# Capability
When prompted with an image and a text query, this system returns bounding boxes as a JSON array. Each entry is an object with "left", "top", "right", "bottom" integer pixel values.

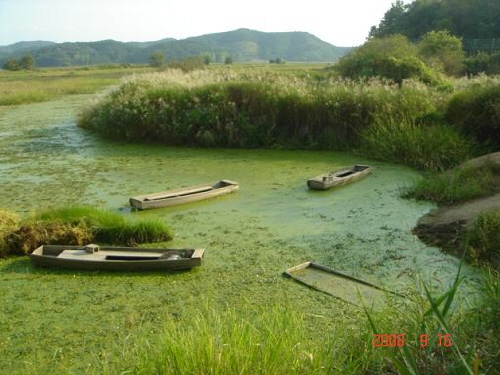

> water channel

[{"left": 0, "top": 94, "right": 483, "bottom": 301}]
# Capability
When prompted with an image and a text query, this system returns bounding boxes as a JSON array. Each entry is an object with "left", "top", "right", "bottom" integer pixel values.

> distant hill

[
  {"left": 0, "top": 41, "right": 56, "bottom": 60},
  {"left": 0, "top": 29, "right": 350, "bottom": 67}
]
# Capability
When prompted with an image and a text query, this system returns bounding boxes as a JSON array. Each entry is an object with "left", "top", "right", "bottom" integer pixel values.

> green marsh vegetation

[
  {"left": 2, "top": 206, "right": 172, "bottom": 256},
  {"left": 74, "top": 63, "right": 500, "bottom": 373},
  {"left": 403, "top": 165, "right": 499, "bottom": 206},
  {"left": 0, "top": 64, "right": 153, "bottom": 106},
  {"left": 1, "top": 60, "right": 500, "bottom": 373}
]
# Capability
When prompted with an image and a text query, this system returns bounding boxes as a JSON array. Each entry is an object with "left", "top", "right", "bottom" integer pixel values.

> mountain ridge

[{"left": 0, "top": 28, "right": 351, "bottom": 67}]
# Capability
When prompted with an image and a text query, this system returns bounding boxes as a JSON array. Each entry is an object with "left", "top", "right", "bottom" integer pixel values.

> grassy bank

[
  {"left": 403, "top": 165, "right": 499, "bottom": 205},
  {"left": 1, "top": 206, "right": 172, "bottom": 256}
]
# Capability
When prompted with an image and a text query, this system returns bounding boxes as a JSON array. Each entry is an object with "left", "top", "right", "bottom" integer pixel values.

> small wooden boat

[
  {"left": 130, "top": 180, "right": 239, "bottom": 210},
  {"left": 307, "top": 164, "right": 372, "bottom": 190},
  {"left": 284, "top": 261, "right": 400, "bottom": 307},
  {"left": 30, "top": 244, "right": 204, "bottom": 271}
]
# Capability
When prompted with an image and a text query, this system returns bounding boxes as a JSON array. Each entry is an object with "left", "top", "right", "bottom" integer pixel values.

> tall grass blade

[{"left": 422, "top": 282, "right": 474, "bottom": 374}]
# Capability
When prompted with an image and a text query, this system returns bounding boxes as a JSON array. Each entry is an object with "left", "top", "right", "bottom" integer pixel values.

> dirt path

[
  {"left": 417, "top": 192, "right": 500, "bottom": 228},
  {"left": 413, "top": 152, "right": 500, "bottom": 251}
]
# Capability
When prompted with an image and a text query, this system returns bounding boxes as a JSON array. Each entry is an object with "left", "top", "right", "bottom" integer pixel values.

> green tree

[
  {"left": 149, "top": 51, "right": 166, "bottom": 67},
  {"left": 370, "top": 0, "right": 500, "bottom": 42},
  {"left": 418, "top": 30, "right": 465, "bottom": 75},
  {"left": 2, "top": 58, "right": 19, "bottom": 71},
  {"left": 19, "top": 54, "right": 35, "bottom": 70},
  {"left": 168, "top": 56, "right": 206, "bottom": 72},
  {"left": 369, "top": 0, "right": 409, "bottom": 38},
  {"left": 335, "top": 35, "right": 440, "bottom": 86},
  {"left": 224, "top": 56, "right": 233, "bottom": 65}
]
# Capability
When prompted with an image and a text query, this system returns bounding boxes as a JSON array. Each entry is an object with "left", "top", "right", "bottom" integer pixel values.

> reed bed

[{"left": 78, "top": 67, "right": 500, "bottom": 172}]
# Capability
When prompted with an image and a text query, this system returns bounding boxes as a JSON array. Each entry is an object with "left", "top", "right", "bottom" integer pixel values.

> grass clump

[
  {"left": 360, "top": 117, "right": 472, "bottom": 172},
  {"left": 6, "top": 206, "right": 172, "bottom": 255},
  {"left": 467, "top": 211, "right": 500, "bottom": 267},
  {"left": 403, "top": 166, "right": 497, "bottom": 205},
  {"left": 0, "top": 209, "right": 20, "bottom": 257},
  {"left": 364, "top": 266, "right": 492, "bottom": 375},
  {"left": 102, "top": 302, "right": 381, "bottom": 375}
]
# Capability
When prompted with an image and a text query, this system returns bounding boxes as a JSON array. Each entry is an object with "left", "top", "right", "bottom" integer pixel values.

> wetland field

[{"left": 0, "top": 66, "right": 494, "bottom": 374}]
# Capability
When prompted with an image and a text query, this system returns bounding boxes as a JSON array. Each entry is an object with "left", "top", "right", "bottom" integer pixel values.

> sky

[{"left": 0, "top": 0, "right": 408, "bottom": 47}]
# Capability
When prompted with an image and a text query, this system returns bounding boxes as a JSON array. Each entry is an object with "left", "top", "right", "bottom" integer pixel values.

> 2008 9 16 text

[{"left": 372, "top": 333, "right": 453, "bottom": 348}]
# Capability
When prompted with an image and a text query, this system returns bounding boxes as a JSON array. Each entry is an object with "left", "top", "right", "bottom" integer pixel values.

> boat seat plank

[{"left": 57, "top": 249, "right": 163, "bottom": 260}]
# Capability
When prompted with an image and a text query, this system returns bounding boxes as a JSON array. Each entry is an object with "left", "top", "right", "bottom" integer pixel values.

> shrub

[
  {"left": 335, "top": 35, "right": 441, "bottom": 86},
  {"left": 464, "top": 51, "right": 500, "bottom": 76},
  {"left": 418, "top": 30, "right": 465, "bottom": 76}
]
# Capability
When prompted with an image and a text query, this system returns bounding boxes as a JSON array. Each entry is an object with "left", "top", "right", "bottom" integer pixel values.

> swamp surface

[{"left": 0, "top": 94, "right": 484, "bottom": 373}]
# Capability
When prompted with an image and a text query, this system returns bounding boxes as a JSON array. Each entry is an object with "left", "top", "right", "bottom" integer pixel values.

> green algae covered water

[
  {"left": 0, "top": 95, "right": 484, "bottom": 292},
  {"left": 0, "top": 94, "right": 485, "bottom": 374}
]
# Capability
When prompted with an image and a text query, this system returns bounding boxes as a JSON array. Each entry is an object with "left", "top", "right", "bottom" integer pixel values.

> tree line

[
  {"left": 356, "top": 0, "right": 500, "bottom": 77},
  {"left": 370, "top": 0, "right": 500, "bottom": 42},
  {"left": 2, "top": 54, "right": 35, "bottom": 71}
]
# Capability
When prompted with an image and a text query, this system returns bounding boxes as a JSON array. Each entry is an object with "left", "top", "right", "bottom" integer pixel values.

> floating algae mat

[{"left": 284, "top": 262, "right": 398, "bottom": 308}]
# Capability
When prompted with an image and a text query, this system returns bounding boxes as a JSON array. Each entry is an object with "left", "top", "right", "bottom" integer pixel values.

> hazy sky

[{"left": 0, "top": 0, "right": 408, "bottom": 47}]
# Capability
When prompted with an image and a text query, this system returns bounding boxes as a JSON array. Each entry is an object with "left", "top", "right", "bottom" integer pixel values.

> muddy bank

[{"left": 413, "top": 152, "right": 500, "bottom": 254}]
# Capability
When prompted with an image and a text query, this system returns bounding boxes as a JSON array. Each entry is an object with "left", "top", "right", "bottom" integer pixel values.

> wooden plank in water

[{"left": 284, "top": 262, "right": 396, "bottom": 308}]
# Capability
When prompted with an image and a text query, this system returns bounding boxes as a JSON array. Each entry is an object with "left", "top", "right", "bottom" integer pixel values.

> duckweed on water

[{"left": 0, "top": 68, "right": 494, "bottom": 373}]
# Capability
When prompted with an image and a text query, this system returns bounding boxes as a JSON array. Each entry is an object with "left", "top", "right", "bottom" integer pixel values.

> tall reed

[
  {"left": 98, "top": 301, "right": 383, "bottom": 375},
  {"left": 78, "top": 69, "right": 439, "bottom": 152}
]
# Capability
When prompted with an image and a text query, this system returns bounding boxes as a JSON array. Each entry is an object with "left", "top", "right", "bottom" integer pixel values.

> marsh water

[{"left": 0, "top": 94, "right": 483, "bottom": 297}]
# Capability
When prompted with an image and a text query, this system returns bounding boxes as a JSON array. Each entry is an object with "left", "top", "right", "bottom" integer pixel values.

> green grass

[
  {"left": 403, "top": 166, "right": 498, "bottom": 205},
  {"left": 2, "top": 63, "right": 500, "bottom": 374},
  {"left": 468, "top": 210, "right": 500, "bottom": 267},
  {"left": 0, "top": 65, "right": 153, "bottom": 106},
  {"left": 0, "top": 210, "right": 20, "bottom": 257},
  {"left": 5, "top": 206, "right": 172, "bottom": 255},
  {"left": 107, "top": 303, "right": 353, "bottom": 375},
  {"left": 360, "top": 117, "right": 472, "bottom": 172}
]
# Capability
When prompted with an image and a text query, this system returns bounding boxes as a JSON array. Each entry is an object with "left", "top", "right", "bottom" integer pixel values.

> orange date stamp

[{"left": 372, "top": 333, "right": 453, "bottom": 348}]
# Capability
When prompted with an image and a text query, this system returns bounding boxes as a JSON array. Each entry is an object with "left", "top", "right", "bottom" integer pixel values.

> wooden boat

[
  {"left": 284, "top": 261, "right": 401, "bottom": 307},
  {"left": 30, "top": 244, "right": 204, "bottom": 271},
  {"left": 307, "top": 164, "right": 372, "bottom": 190},
  {"left": 129, "top": 179, "right": 239, "bottom": 210}
]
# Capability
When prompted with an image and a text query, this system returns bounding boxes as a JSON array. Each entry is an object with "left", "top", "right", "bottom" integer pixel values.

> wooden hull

[
  {"left": 307, "top": 164, "right": 372, "bottom": 190},
  {"left": 130, "top": 180, "right": 239, "bottom": 210},
  {"left": 30, "top": 244, "right": 204, "bottom": 271},
  {"left": 284, "top": 261, "right": 401, "bottom": 307}
]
